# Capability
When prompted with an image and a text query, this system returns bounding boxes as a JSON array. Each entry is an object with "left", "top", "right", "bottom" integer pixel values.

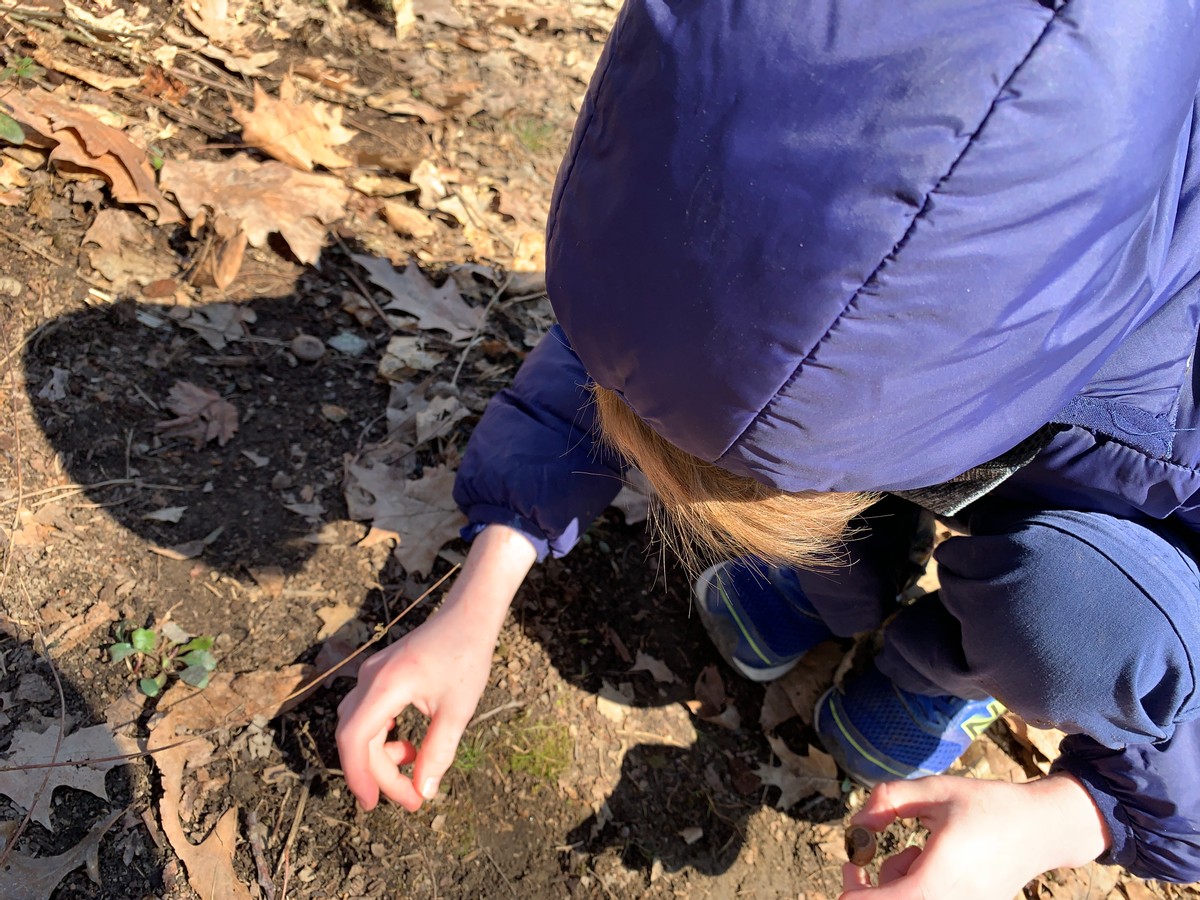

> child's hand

[
  {"left": 336, "top": 601, "right": 498, "bottom": 811},
  {"left": 839, "top": 773, "right": 1110, "bottom": 900},
  {"left": 335, "top": 525, "right": 537, "bottom": 812}
]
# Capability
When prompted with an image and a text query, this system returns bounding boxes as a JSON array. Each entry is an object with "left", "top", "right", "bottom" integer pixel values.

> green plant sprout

[
  {"left": 109, "top": 620, "right": 218, "bottom": 696},
  {"left": 0, "top": 56, "right": 45, "bottom": 146}
]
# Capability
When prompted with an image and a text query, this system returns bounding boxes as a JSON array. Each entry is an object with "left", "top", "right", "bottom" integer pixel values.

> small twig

[
  {"left": 246, "top": 810, "right": 277, "bottom": 900},
  {"left": 451, "top": 274, "right": 512, "bottom": 388},
  {"left": 332, "top": 234, "right": 397, "bottom": 330},
  {"left": 275, "top": 775, "right": 311, "bottom": 881},
  {"left": 467, "top": 700, "right": 524, "bottom": 731},
  {"left": 484, "top": 848, "right": 518, "bottom": 898}
]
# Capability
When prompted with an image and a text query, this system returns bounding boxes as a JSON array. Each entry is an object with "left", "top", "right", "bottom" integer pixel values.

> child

[{"left": 337, "top": 1, "right": 1200, "bottom": 895}]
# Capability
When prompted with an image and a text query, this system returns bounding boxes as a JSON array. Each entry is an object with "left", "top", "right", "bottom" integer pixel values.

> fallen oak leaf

[
  {"left": 0, "top": 723, "right": 140, "bottom": 829},
  {"left": 754, "top": 735, "right": 840, "bottom": 808},
  {"left": 233, "top": 76, "right": 357, "bottom": 171},
  {"left": 1, "top": 88, "right": 181, "bottom": 223},
  {"left": 0, "top": 808, "right": 123, "bottom": 900},
  {"left": 351, "top": 254, "right": 483, "bottom": 343},
  {"left": 344, "top": 461, "right": 465, "bottom": 576},
  {"left": 155, "top": 381, "right": 238, "bottom": 448},
  {"left": 629, "top": 651, "right": 679, "bottom": 684},
  {"left": 161, "top": 155, "right": 349, "bottom": 265}
]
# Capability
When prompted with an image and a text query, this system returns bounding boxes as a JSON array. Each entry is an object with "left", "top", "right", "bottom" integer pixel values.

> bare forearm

[{"left": 438, "top": 523, "right": 538, "bottom": 636}]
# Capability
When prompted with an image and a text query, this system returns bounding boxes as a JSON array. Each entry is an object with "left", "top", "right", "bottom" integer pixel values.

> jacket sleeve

[
  {"left": 1051, "top": 719, "right": 1200, "bottom": 882},
  {"left": 453, "top": 325, "right": 627, "bottom": 560}
]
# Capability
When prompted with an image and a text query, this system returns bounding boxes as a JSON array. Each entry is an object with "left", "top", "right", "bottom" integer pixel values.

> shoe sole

[{"left": 693, "top": 564, "right": 800, "bottom": 683}]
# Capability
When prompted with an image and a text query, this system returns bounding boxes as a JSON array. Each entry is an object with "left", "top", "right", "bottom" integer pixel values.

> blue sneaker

[
  {"left": 815, "top": 662, "right": 1005, "bottom": 785},
  {"left": 694, "top": 559, "right": 833, "bottom": 682}
]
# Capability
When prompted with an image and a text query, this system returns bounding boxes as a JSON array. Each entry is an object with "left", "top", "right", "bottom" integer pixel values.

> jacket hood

[{"left": 545, "top": 0, "right": 1200, "bottom": 492}]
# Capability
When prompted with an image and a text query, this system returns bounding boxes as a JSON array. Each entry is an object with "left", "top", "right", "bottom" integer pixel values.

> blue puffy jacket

[{"left": 455, "top": 0, "right": 1200, "bottom": 881}]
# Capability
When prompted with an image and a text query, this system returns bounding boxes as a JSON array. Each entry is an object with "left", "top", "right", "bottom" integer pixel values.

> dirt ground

[{"left": 0, "top": 1, "right": 1197, "bottom": 898}]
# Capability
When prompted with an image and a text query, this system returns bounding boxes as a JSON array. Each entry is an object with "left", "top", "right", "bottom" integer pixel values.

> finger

[
  {"left": 412, "top": 710, "right": 471, "bottom": 801},
  {"left": 840, "top": 862, "right": 873, "bottom": 894},
  {"left": 336, "top": 688, "right": 382, "bottom": 810},
  {"left": 384, "top": 739, "right": 418, "bottom": 767},
  {"left": 852, "top": 778, "right": 951, "bottom": 830},
  {"left": 368, "top": 732, "right": 424, "bottom": 812},
  {"left": 877, "top": 846, "right": 923, "bottom": 885}
]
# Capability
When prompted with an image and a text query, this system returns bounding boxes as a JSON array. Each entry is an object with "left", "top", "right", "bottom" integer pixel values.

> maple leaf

[
  {"left": 344, "top": 461, "right": 466, "bottom": 576},
  {"left": 0, "top": 808, "right": 123, "bottom": 900},
  {"left": 233, "top": 76, "right": 357, "bottom": 171},
  {"left": 161, "top": 155, "right": 350, "bottom": 265},
  {"left": 2, "top": 88, "right": 181, "bottom": 223},
  {"left": 0, "top": 723, "right": 139, "bottom": 829},
  {"left": 155, "top": 381, "right": 238, "bottom": 448},
  {"left": 352, "top": 254, "right": 483, "bottom": 343}
]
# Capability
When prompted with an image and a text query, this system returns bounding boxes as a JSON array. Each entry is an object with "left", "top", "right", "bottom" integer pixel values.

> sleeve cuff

[
  {"left": 1051, "top": 754, "right": 1134, "bottom": 870},
  {"left": 461, "top": 506, "right": 551, "bottom": 562}
]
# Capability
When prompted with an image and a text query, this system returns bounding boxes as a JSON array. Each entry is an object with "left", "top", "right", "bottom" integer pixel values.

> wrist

[
  {"left": 1023, "top": 773, "right": 1112, "bottom": 870},
  {"left": 438, "top": 524, "right": 536, "bottom": 632}
]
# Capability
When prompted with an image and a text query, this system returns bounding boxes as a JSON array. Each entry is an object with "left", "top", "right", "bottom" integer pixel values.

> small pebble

[{"left": 290, "top": 334, "right": 325, "bottom": 362}]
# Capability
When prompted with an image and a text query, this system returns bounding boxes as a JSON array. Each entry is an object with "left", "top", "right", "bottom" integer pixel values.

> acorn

[
  {"left": 845, "top": 825, "right": 877, "bottom": 866},
  {"left": 290, "top": 334, "right": 325, "bottom": 362}
]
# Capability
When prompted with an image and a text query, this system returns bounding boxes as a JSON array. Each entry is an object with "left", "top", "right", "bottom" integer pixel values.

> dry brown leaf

[
  {"left": 629, "top": 651, "right": 678, "bottom": 684},
  {"left": 30, "top": 48, "right": 141, "bottom": 91},
  {"left": 315, "top": 602, "right": 360, "bottom": 641},
  {"left": 0, "top": 808, "right": 123, "bottom": 900},
  {"left": 0, "top": 157, "right": 30, "bottom": 190},
  {"left": 414, "top": 0, "right": 469, "bottom": 28},
  {"left": 2, "top": 88, "right": 181, "bottom": 223},
  {"left": 383, "top": 200, "right": 437, "bottom": 239},
  {"left": 184, "top": 0, "right": 254, "bottom": 44},
  {"left": 148, "top": 666, "right": 314, "bottom": 900},
  {"left": 365, "top": 89, "right": 447, "bottom": 124},
  {"left": 686, "top": 664, "right": 741, "bottom": 730},
  {"left": 44, "top": 600, "right": 116, "bottom": 658},
  {"left": 161, "top": 155, "right": 350, "bottom": 265},
  {"left": 344, "top": 461, "right": 465, "bottom": 576},
  {"left": 759, "top": 641, "right": 844, "bottom": 732},
  {"left": 1037, "top": 863, "right": 1122, "bottom": 900},
  {"left": 82, "top": 209, "right": 177, "bottom": 289},
  {"left": 754, "top": 735, "right": 840, "bottom": 808},
  {"left": 172, "top": 303, "right": 256, "bottom": 351},
  {"left": 1002, "top": 713, "right": 1066, "bottom": 775},
  {"left": 232, "top": 76, "right": 357, "bottom": 171},
  {"left": 155, "top": 381, "right": 238, "bottom": 448},
  {"left": 0, "top": 723, "right": 140, "bottom": 828},
  {"left": 352, "top": 255, "right": 483, "bottom": 343},
  {"left": 149, "top": 525, "right": 224, "bottom": 561}
]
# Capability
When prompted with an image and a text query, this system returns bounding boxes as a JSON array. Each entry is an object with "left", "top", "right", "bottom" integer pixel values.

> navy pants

[{"left": 797, "top": 497, "right": 1200, "bottom": 749}]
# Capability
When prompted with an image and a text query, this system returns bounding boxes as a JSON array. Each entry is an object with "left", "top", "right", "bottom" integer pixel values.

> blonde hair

[{"left": 592, "top": 385, "right": 877, "bottom": 573}]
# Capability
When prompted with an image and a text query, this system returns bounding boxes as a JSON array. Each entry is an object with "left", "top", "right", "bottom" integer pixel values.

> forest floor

[{"left": 0, "top": 0, "right": 1193, "bottom": 897}]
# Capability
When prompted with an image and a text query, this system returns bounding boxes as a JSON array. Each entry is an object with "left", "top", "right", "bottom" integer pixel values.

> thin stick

[
  {"left": 246, "top": 810, "right": 277, "bottom": 900},
  {"left": 275, "top": 775, "right": 311, "bottom": 880},
  {"left": 467, "top": 700, "right": 523, "bottom": 731},
  {"left": 451, "top": 274, "right": 512, "bottom": 388}
]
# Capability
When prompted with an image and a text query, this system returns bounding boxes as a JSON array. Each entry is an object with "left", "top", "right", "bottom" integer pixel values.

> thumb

[
  {"left": 853, "top": 777, "right": 951, "bottom": 830},
  {"left": 412, "top": 711, "right": 470, "bottom": 801}
]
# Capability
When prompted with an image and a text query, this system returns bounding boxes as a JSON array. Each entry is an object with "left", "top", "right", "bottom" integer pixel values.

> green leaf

[
  {"left": 179, "top": 635, "right": 214, "bottom": 654},
  {"left": 0, "top": 113, "right": 23, "bottom": 146},
  {"left": 138, "top": 677, "right": 162, "bottom": 697},
  {"left": 109, "top": 642, "right": 136, "bottom": 663},
  {"left": 179, "top": 649, "right": 217, "bottom": 671},
  {"left": 131, "top": 628, "right": 158, "bottom": 653},
  {"left": 178, "top": 665, "right": 211, "bottom": 689}
]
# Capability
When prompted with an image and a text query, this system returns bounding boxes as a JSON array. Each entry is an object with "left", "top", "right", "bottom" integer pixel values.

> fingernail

[{"left": 420, "top": 777, "right": 439, "bottom": 800}]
